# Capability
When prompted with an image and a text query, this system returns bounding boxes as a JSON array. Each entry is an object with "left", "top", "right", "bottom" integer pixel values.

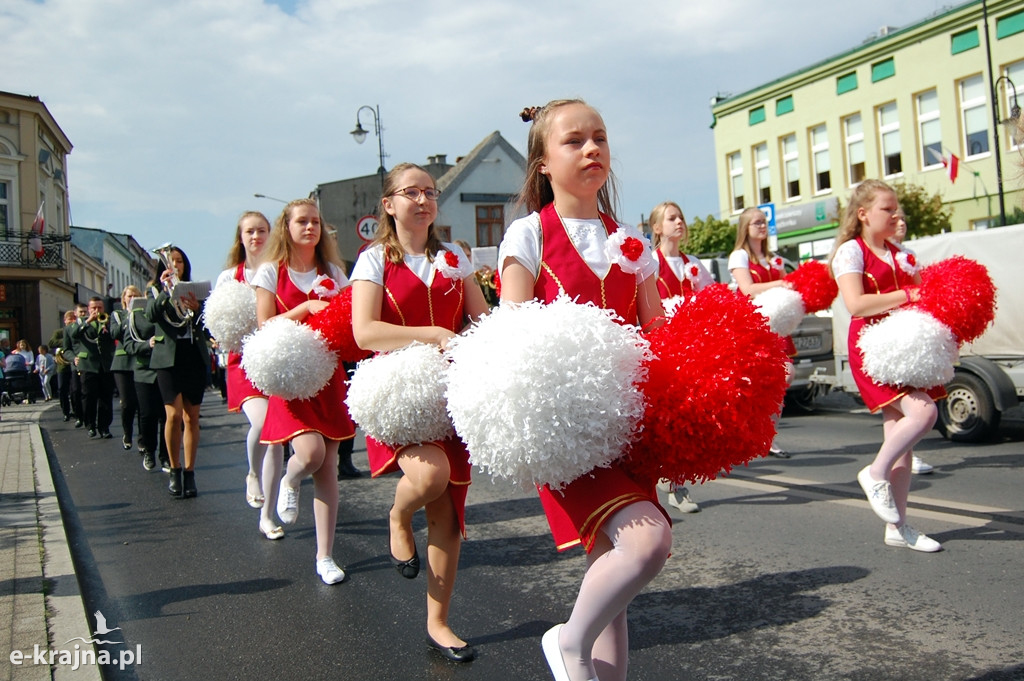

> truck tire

[{"left": 936, "top": 371, "right": 1000, "bottom": 442}]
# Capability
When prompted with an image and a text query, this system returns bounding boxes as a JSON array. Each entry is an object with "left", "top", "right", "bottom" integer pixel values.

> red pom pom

[
  {"left": 623, "top": 284, "right": 790, "bottom": 488},
  {"left": 306, "top": 287, "right": 372, "bottom": 363},
  {"left": 784, "top": 260, "right": 838, "bottom": 314},
  {"left": 914, "top": 256, "right": 996, "bottom": 344}
]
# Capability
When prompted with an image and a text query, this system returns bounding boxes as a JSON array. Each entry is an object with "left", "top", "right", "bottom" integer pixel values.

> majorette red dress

[
  {"left": 533, "top": 203, "right": 670, "bottom": 553},
  {"left": 225, "top": 263, "right": 266, "bottom": 413},
  {"left": 748, "top": 255, "right": 798, "bottom": 358},
  {"left": 259, "top": 263, "right": 355, "bottom": 444},
  {"left": 655, "top": 249, "right": 695, "bottom": 299},
  {"left": 847, "top": 237, "right": 947, "bottom": 413},
  {"left": 364, "top": 249, "right": 472, "bottom": 537}
]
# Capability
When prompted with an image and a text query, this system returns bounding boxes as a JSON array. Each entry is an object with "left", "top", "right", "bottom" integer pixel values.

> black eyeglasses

[{"left": 391, "top": 186, "right": 441, "bottom": 201}]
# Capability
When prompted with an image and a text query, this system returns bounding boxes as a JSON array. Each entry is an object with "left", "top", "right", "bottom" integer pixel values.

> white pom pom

[
  {"left": 445, "top": 295, "right": 651, "bottom": 490},
  {"left": 240, "top": 318, "right": 335, "bottom": 400},
  {"left": 202, "top": 280, "right": 257, "bottom": 352},
  {"left": 859, "top": 309, "right": 957, "bottom": 389},
  {"left": 752, "top": 287, "right": 806, "bottom": 337},
  {"left": 346, "top": 342, "right": 453, "bottom": 446},
  {"left": 662, "top": 296, "right": 686, "bottom": 318}
]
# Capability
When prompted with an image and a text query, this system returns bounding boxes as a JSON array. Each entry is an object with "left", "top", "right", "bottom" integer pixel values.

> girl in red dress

[
  {"left": 350, "top": 163, "right": 489, "bottom": 662},
  {"left": 214, "top": 211, "right": 285, "bottom": 517},
  {"left": 500, "top": 100, "right": 672, "bottom": 681},
  {"left": 252, "top": 199, "right": 354, "bottom": 582},
  {"left": 830, "top": 180, "right": 943, "bottom": 552},
  {"left": 649, "top": 201, "right": 714, "bottom": 513},
  {"left": 728, "top": 207, "right": 795, "bottom": 458}
]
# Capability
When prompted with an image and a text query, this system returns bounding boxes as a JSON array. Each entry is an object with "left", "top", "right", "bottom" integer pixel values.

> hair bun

[{"left": 519, "top": 106, "right": 540, "bottom": 122}]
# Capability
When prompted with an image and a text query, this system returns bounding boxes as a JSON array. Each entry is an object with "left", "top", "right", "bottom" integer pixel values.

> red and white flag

[
  {"left": 29, "top": 201, "right": 44, "bottom": 258},
  {"left": 943, "top": 154, "right": 960, "bottom": 183}
]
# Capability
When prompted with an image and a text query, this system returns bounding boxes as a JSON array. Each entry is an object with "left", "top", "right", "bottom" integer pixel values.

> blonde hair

[
  {"left": 515, "top": 99, "right": 620, "bottom": 218},
  {"left": 263, "top": 199, "right": 342, "bottom": 272},
  {"left": 120, "top": 285, "right": 142, "bottom": 309},
  {"left": 372, "top": 163, "right": 445, "bottom": 265},
  {"left": 828, "top": 179, "right": 896, "bottom": 270},
  {"left": 225, "top": 211, "right": 271, "bottom": 268},
  {"left": 649, "top": 201, "right": 686, "bottom": 249},
  {"left": 732, "top": 207, "right": 774, "bottom": 263}
]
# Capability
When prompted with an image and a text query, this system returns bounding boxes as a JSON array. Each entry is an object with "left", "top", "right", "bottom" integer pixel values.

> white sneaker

[
  {"left": 277, "top": 481, "right": 299, "bottom": 525},
  {"left": 656, "top": 478, "right": 672, "bottom": 493},
  {"left": 857, "top": 466, "right": 900, "bottom": 524},
  {"left": 911, "top": 456, "right": 934, "bottom": 475},
  {"left": 884, "top": 524, "right": 942, "bottom": 552},
  {"left": 668, "top": 489, "right": 701, "bottom": 513},
  {"left": 316, "top": 557, "right": 346, "bottom": 584}
]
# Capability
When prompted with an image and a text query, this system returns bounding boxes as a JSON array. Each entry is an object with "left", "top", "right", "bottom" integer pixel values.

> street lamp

[
  {"left": 254, "top": 193, "right": 288, "bottom": 204},
  {"left": 350, "top": 105, "right": 387, "bottom": 185}
]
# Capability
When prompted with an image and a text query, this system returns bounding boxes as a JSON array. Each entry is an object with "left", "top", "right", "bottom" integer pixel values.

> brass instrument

[
  {"left": 96, "top": 312, "right": 109, "bottom": 325},
  {"left": 54, "top": 348, "right": 74, "bottom": 367}
]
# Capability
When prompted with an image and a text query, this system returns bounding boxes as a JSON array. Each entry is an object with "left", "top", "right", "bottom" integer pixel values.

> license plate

[{"left": 793, "top": 335, "right": 822, "bottom": 351}]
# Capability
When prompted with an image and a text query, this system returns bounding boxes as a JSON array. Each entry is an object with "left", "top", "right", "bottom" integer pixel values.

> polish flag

[
  {"left": 943, "top": 154, "right": 960, "bottom": 183},
  {"left": 29, "top": 201, "right": 44, "bottom": 258}
]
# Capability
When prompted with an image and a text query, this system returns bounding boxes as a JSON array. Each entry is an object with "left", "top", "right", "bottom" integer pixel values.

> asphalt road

[{"left": 40, "top": 393, "right": 1024, "bottom": 681}]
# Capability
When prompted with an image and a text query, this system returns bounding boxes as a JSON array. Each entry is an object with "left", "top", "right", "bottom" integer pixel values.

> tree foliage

[
  {"left": 686, "top": 214, "right": 736, "bottom": 256},
  {"left": 892, "top": 181, "right": 953, "bottom": 238}
]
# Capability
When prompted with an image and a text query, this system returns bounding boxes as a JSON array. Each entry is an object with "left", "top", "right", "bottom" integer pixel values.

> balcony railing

[{"left": 0, "top": 230, "right": 71, "bottom": 270}]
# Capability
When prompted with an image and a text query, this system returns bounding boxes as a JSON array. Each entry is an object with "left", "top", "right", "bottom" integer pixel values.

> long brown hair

[
  {"left": 732, "top": 207, "right": 775, "bottom": 264},
  {"left": 224, "top": 211, "right": 270, "bottom": 268},
  {"left": 828, "top": 179, "right": 895, "bottom": 271},
  {"left": 372, "top": 162, "right": 445, "bottom": 265},
  {"left": 262, "top": 199, "right": 342, "bottom": 272},
  {"left": 515, "top": 99, "right": 620, "bottom": 219}
]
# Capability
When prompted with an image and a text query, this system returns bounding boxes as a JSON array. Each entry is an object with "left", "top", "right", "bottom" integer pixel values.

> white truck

[{"left": 811, "top": 223, "right": 1024, "bottom": 442}]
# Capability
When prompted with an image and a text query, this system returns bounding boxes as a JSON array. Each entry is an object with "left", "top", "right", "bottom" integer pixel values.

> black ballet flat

[
  {"left": 426, "top": 635, "right": 476, "bottom": 663},
  {"left": 390, "top": 549, "right": 420, "bottom": 579}
]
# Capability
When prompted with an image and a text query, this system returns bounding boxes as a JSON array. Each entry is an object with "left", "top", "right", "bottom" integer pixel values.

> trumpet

[{"left": 96, "top": 312, "right": 109, "bottom": 325}]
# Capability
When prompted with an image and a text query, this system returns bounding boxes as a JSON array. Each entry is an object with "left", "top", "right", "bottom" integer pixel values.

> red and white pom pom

[
  {"left": 445, "top": 295, "right": 651, "bottom": 490},
  {"left": 202, "top": 279, "right": 256, "bottom": 352},
  {"left": 306, "top": 287, "right": 372, "bottom": 363},
  {"left": 623, "top": 284, "right": 790, "bottom": 489},
  {"left": 858, "top": 309, "right": 957, "bottom": 389},
  {"left": 914, "top": 256, "right": 996, "bottom": 344},
  {"left": 345, "top": 342, "right": 453, "bottom": 446},
  {"left": 752, "top": 287, "right": 806, "bottom": 337},
  {"left": 784, "top": 259, "right": 839, "bottom": 314},
  {"left": 240, "top": 318, "right": 335, "bottom": 400}
]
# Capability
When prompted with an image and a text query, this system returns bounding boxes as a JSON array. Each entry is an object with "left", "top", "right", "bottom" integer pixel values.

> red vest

[
  {"left": 749, "top": 255, "right": 783, "bottom": 283},
  {"left": 380, "top": 249, "right": 465, "bottom": 332},
  {"left": 655, "top": 249, "right": 694, "bottom": 299},
  {"left": 535, "top": 203, "right": 638, "bottom": 324}
]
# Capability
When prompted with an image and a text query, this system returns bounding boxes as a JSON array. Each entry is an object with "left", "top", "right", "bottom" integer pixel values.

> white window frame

[
  {"left": 960, "top": 74, "right": 990, "bottom": 159},
  {"left": 781, "top": 134, "right": 800, "bottom": 201},
  {"left": 728, "top": 151, "right": 744, "bottom": 212},
  {"left": 754, "top": 143, "right": 771, "bottom": 205},
  {"left": 810, "top": 124, "right": 831, "bottom": 194},
  {"left": 1004, "top": 61, "right": 1024, "bottom": 152},
  {"left": 917, "top": 89, "right": 943, "bottom": 169},
  {"left": 844, "top": 113, "right": 866, "bottom": 186},
  {"left": 878, "top": 101, "right": 903, "bottom": 178}
]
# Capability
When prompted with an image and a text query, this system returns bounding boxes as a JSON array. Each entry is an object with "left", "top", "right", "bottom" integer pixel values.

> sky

[{"left": 2, "top": 0, "right": 961, "bottom": 282}]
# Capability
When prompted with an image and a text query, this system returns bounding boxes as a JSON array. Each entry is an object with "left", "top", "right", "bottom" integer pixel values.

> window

[
  {"left": 435, "top": 225, "right": 451, "bottom": 241},
  {"left": 996, "top": 8, "right": 1024, "bottom": 39},
  {"left": 811, "top": 125, "right": 831, "bottom": 193},
  {"left": 781, "top": 134, "right": 800, "bottom": 200},
  {"left": 0, "top": 181, "right": 8, "bottom": 234},
  {"left": 475, "top": 205, "right": 504, "bottom": 247},
  {"left": 878, "top": 102, "right": 902, "bottom": 177},
  {"left": 749, "top": 106, "right": 766, "bottom": 126},
  {"left": 1004, "top": 61, "right": 1024, "bottom": 151},
  {"left": 871, "top": 58, "right": 895, "bottom": 83},
  {"left": 844, "top": 114, "right": 866, "bottom": 185},
  {"left": 960, "top": 74, "right": 990, "bottom": 158},
  {"left": 917, "top": 90, "right": 943, "bottom": 168},
  {"left": 776, "top": 96, "right": 794, "bottom": 116},
  {"left": 728, "top": 152, "right": 744, "bottom": 212},
  {"left": 754, "top": 143, "right": 771, "bottom": 204},
  {"left": 837, "top": 72, "right": 858, "bottom": 95},
  {"left": 951, "top": 28, "right": 980, "bottom": 54}
]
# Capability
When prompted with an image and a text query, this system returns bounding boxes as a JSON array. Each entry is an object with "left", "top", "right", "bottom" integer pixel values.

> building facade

[{"left": 711, "top": 0, "right": 1024, "bottom": 261}]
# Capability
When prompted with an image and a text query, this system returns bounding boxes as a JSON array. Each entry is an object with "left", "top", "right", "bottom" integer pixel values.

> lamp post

[
  {"left": 350, "top": 105, "right": 387, "bottom": 186},
  {"left": 254, "top": 193, "right": 288, "bottom": 204},
  {"left": 991, "top": 75, "right": 1020, "bottom": 227}
]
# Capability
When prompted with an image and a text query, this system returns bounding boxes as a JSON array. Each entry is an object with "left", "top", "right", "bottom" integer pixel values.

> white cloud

[{"left": 1, "top": 0, "right": 954, "bottom": 280}]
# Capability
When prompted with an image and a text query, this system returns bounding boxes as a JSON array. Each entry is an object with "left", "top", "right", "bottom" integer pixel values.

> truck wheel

[{"left": 937, "top": 372, "right": 1000, "bottom": 442}]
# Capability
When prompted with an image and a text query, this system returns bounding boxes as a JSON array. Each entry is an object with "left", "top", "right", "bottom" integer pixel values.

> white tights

[
  {"left": 870, "top": 391, "right": 937, "bottom": 524},
  {"left": 559, "top": 501, "right": 672, "bottom": 681}
]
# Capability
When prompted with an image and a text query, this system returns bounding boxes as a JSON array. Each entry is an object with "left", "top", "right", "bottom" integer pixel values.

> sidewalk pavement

[{"left": 1, "top": 401, "right": 100, "bottom": 681}]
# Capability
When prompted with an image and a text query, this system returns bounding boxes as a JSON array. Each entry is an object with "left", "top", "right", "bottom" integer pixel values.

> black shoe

[
  {"left": 88, "top": 429, "right": 98, "bottom": 438},
  {"left": 100, "top": 431, "right": 113, "bottom": 439},
  {"left": 160, "top": 458, "right": 171, "bottom": 474},
  {"left": 768, "top": 447, "right": 791, "bottom": 459},
  {"left": 122, "top": 435, "right": 132, "bottom": 450},
  {"left": 182, "top": 470, "right": 197, "bottom": 498},
  {"left": 142, "top": 452, "right": 156, "bottom": 471},
  {"left": 63, "top": 414, "right": 70, "bottom": 422},
  {"left": 426, "top": 635, "right": 476, "bottom": 663},
  {"left": 337, "top": 457, "right": 362, "bottom": 479},
  {"left": 168, "top": 468, "right": 183, "bottom": 497},
  {"left": 75, "top": 420, "right": 83, "bottom": 428},
  {"left": 391, "top": 548, "right": 420, "bottom": 579}
]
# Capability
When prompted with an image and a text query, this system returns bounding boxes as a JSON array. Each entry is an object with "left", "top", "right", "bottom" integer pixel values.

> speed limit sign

[{"left": 356, "top": 215, "right": 378, "bottom": 242}]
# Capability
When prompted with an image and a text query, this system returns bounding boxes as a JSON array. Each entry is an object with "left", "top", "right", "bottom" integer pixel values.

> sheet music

[{"left": 171, "top": 281, "right": 211, "bottom": 302}]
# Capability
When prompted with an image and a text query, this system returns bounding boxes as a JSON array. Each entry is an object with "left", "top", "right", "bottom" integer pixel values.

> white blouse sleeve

[
  {"left": 250, "top": 262, "right": 279, "bottom": 292},
  {"left": 498, "top": 213, "right": 542, "bottom": 278},
  {"left": 349, "top": 245, "right": 385, "bottom": 285},
  {"left": 727, "top": 249, "right": 749, "bottom": 272},
  {"left": 831, "top": 240, "right": 864, "bottom": 279}
]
